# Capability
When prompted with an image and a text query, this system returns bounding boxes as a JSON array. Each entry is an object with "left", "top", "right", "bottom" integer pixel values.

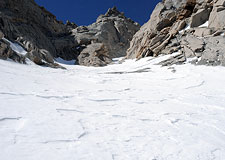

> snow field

[{"left": 0, "top": 55, "right": 225, "bottom": 160}]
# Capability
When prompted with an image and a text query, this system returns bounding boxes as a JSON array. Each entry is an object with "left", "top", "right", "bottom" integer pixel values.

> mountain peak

[{"left": 105, "top": 6, "right": 124, "bottom": 17}]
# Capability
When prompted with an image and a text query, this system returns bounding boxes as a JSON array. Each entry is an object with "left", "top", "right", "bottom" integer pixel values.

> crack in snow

[
  {"left": 112, "top": 115, "right": 127, "bottom": 118},
  {"left": 104, "top": 67, "right": 152, "bottom": 74},
  {"left": 35, "top": 95, "right": 74, "bottom": 99},
  {"left": 185, "top": 81, "right": 205, "bottom": 89},
  {"left": 88, "top": 99, "right": 121, "bottom": 102},
  {"left": 56, "top": 108, "right": 85, "bottom": 113},
  {"left": 77, "top": 132, "right": 88, "bottom": 139},
  {"left": 0, "top": 92, "right": 30, "bottom": 96},
  {"left": 0, "top": 92, "right": 74, "bottom": 100},
  {"left": 41, "top": 139, "right": 77, "bottom": 144},
  {"left": 0, "top": 117, "right": 22, "bottom": 122}
]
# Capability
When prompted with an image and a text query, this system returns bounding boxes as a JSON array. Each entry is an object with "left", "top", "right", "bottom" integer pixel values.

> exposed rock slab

[{"left": 190, "top": 8, "right": 210, "bottom": 27}]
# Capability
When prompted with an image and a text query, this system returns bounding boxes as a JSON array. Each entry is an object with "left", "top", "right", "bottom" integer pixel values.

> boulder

[
  {"left": 209, "top": 0, "right": 225, "bottom": 29},
  {"left": 26, "top": 49, "right": 54, "bottom": 65},
  {"left": 26, "top": 49, "right": 65, "bottom": 69},
  {"left": 190, "top": 8, "right": 210, "bottom": 27},
  {"left": 77, "top": 43, "right": 112, "bottom": 67}
]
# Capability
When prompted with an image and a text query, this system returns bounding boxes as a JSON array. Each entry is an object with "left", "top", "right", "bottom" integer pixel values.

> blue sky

[{"left": 35, "top": 0, "right": 161, "bottom": 26}]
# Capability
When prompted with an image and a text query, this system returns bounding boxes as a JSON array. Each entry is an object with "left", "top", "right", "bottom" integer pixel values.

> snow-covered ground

[{"left": 0, "top": 56, "right": 225, "bottom": 160}]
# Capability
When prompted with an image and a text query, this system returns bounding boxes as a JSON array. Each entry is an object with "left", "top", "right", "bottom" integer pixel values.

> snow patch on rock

[
  {"left": 199, "top": 21, "right": 209, "bottom": 28},
  {"left": 2, "top": 38, "right": 27, "bottom": 56},
  {"left": 55, "top": 57, "right": 76, "bottom": 65}
]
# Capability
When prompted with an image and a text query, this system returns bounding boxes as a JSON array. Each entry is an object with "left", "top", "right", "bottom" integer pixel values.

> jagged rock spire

[{"left": 105, "top": 6, "right": 124, "bottom": 17}]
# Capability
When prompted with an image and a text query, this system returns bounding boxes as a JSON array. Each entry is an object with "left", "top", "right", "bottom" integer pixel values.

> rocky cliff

[
  {"left": 0, "top": 0, "right": 70, "bottom": 68},
  {"left": 0, "top": 0, "right": 140, "bottom": 67},
  {"left": 126, "top": 0, "right": 225, "bottom": 66}
]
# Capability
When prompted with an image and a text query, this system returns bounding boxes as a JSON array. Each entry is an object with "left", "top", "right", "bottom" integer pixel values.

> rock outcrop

[
  {"left": 0, "top": 1, "right": 139, "bottom": 67},
  {"left": 126, "top": 0, "right": 225, "bottom": 66},
  {"left": 0, "top": 0, "right": 74, "bottom": 68},
  {"left": 0, "top": 30, "right": 25, "bottom": 63},
  {"left": 209, "top": 0, "right": 225, "bottom": 29},
  {"left": 0, "top": 31, "right": 66, "bottom": 69},
  {"left": 0, "top": 40, "right": 26, "bottom": 64},
  {"left": 73, "top": 7, "right": 140, "bottom": 66}
]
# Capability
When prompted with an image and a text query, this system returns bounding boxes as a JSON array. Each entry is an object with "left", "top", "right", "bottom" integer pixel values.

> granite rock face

[
  {"left": 209, "top": 0, "right": 225, "bottom": 29},
  {"left": 126, "top": 0, "right": 225, "bottom": 67},
  {"left": 127, "top": 0, "right": 196, "bottom": 59},
  {"left": 0, "top": 0, "right": 73, "bottom": 67},
  {"left": 74, "top": 7, "right": 140, "bottom": 66},
  {"left": 0, "top": 1, "right": 140, "bottom": 67}
]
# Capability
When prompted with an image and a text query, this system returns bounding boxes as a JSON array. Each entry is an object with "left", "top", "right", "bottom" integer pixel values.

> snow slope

[{"left": 0, "top": 56, "right": 225, "bottom": 160}]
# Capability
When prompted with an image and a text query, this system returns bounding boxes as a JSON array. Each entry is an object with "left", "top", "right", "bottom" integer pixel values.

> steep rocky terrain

[
  {"left": 0, "top": 0, "right": 70, "bottom": 68},
  {"left": 73, "top": 7, "right": 140, "bottom": 66},
  {"left": 126, "top": 0, "right": 225, "bottom": 66},
  {"left": 0, "top": 0, "right": 139, "bottom": 67},
  {"left": 1, "top": 0, "right": 225, "bottom": 68}
]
